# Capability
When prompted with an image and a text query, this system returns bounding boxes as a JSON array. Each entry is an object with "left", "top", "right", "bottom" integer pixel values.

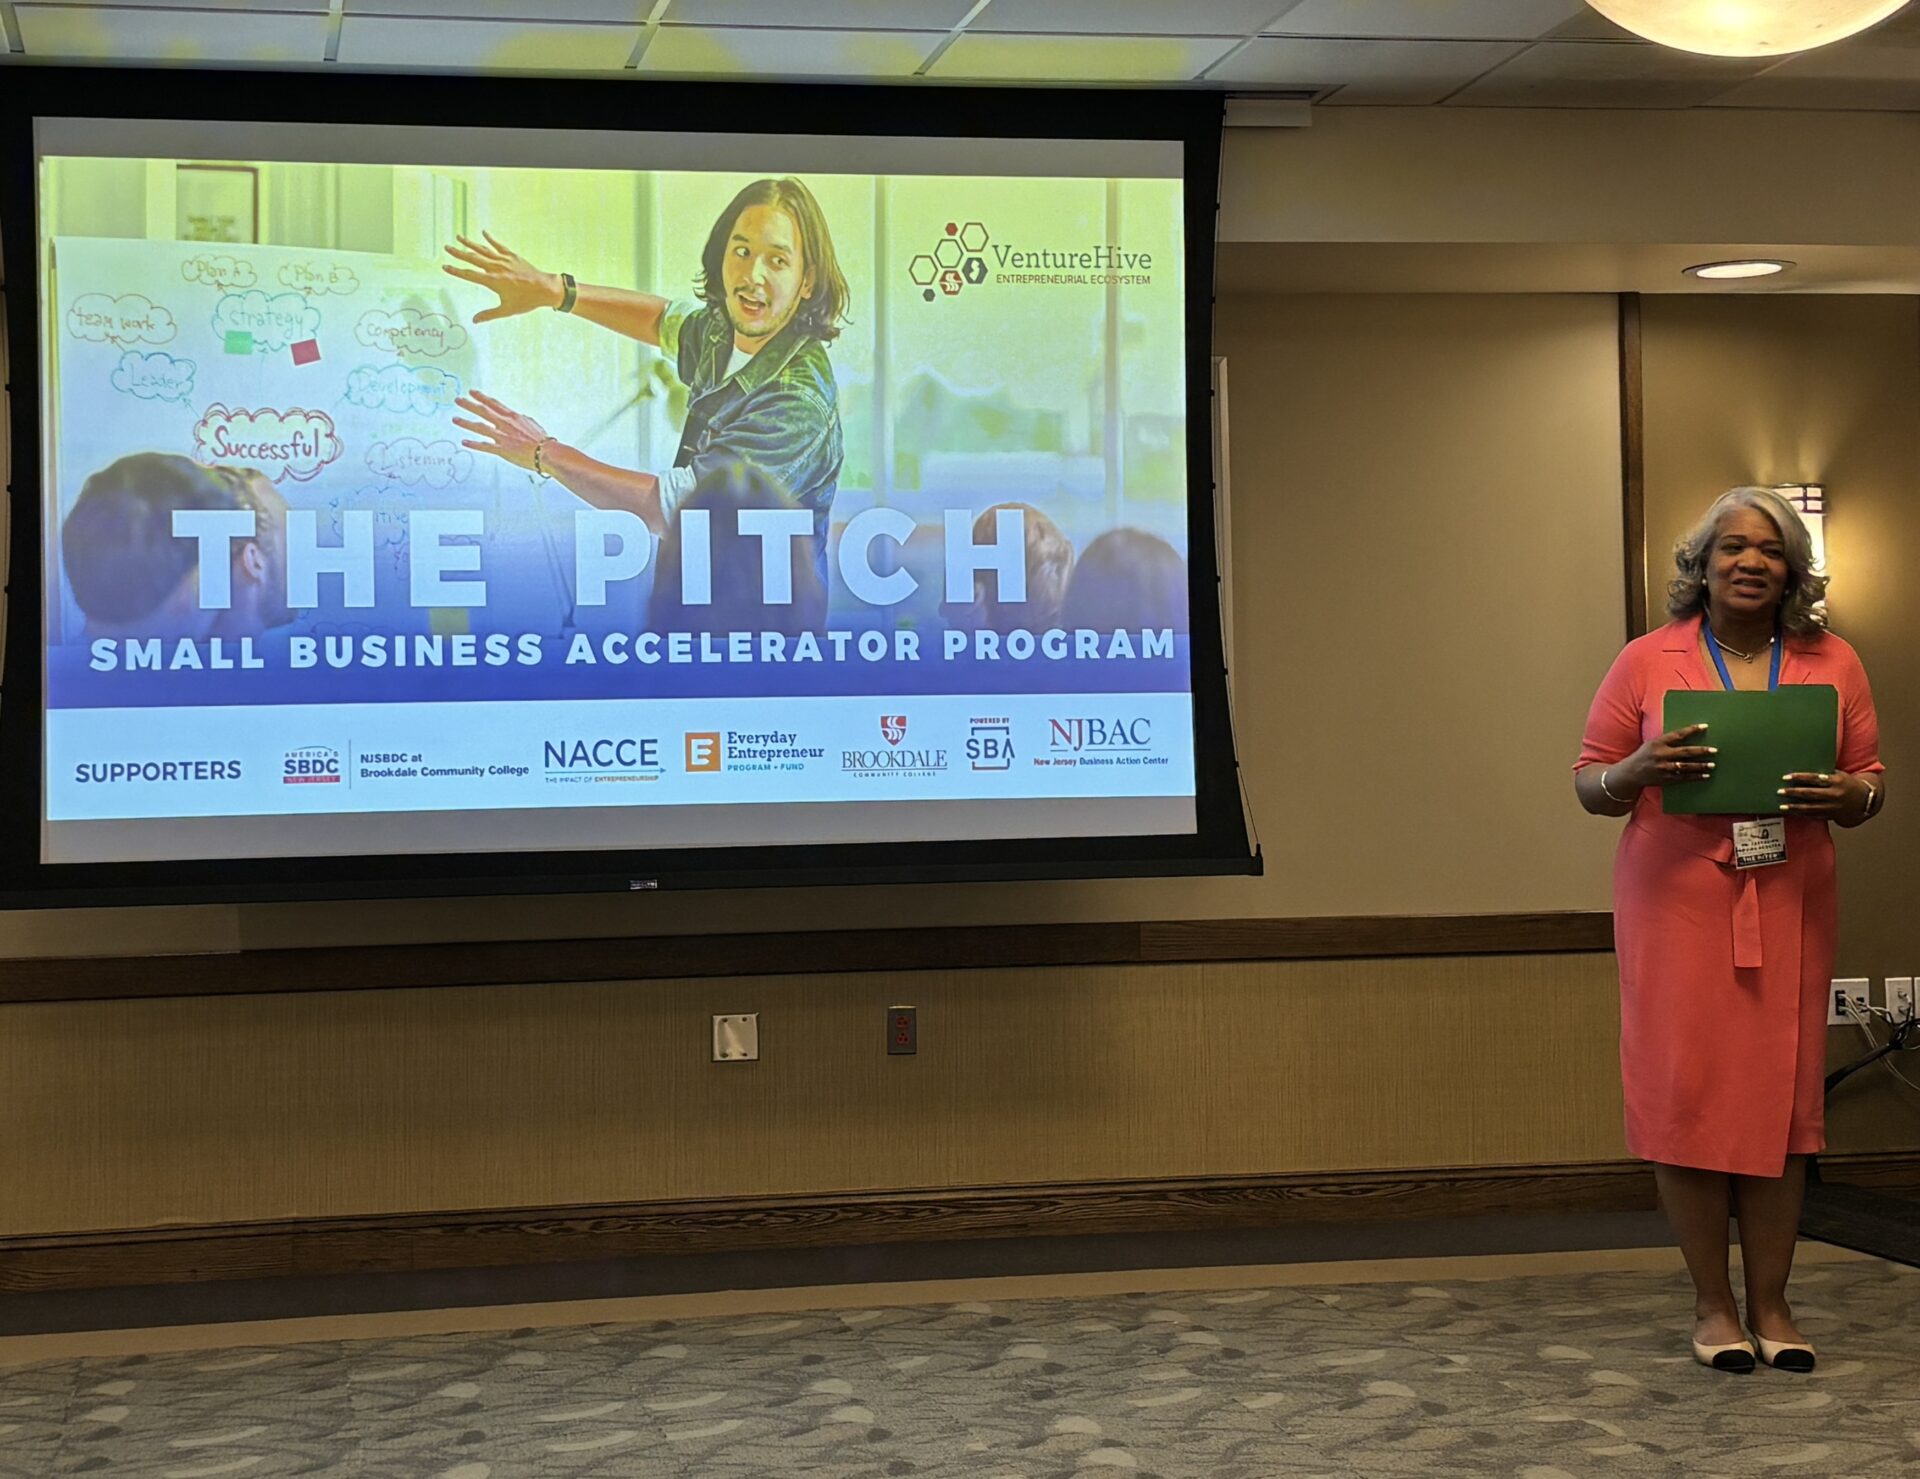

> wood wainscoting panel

[
  {"left": 0, "top": 1162, "right": 1660, "bottom": 1294},
  {"left": 0, "top": 953, "right": 1631, "bottom": 1238}
]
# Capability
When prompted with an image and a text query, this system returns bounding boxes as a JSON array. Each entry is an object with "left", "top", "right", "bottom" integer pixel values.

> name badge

[{"left": 1732, "top": 818, "right": 1788, "bottom": 870}]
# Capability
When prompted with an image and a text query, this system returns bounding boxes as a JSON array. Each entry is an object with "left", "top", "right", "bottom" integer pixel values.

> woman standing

[{"left": 1575, "top": 487, "right": 1885, "bottom": 1374}]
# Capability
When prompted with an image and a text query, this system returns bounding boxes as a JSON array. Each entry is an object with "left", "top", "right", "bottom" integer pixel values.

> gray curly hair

[{"left": 1667, "top": 485, "right": 1828, "bottom": 637}]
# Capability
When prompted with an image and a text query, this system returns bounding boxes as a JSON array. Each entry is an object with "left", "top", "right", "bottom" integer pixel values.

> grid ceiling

[{"left": 2, "top": 0, "right": 1919, "bottom": 108}]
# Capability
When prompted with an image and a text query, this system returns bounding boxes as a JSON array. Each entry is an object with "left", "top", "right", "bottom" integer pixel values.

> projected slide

[{"left": 36, "top": 132, "right": 1193, "bottom": 864}]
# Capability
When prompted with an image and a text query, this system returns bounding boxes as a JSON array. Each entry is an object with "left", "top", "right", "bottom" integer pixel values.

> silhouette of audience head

[
  {"left": 650, "top": 460, "right": 827, "bottom": 637},
  {"left": 206, "top": 464, "right": 295, "bottom": 638},
  {"left": 1061, "top": 528, "right": 1189, "bottom": 633},
  {"left": 952, "top": 502, "right": 1075, "bottom": 634},
  {"left": 61, "top": 453, "right": 240, "bottom": 639}
]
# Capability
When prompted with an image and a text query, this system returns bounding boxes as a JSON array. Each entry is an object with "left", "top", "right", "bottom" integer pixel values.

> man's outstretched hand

[{"left": 442, "top": 232, "right": 561, "bottom": 324}]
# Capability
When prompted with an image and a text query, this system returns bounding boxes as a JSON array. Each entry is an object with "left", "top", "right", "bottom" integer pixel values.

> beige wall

[
  {"left": 5, "top": 276, "right": 1916, "bottom": 1237},
  {"left": 1221, "top": 107, "right": 1920, "bottom": 248},
  {"left": 0, "top": 954, "right": 1631, "bottom": 1236},
  {"left": 1641, "top": 295, "right": 1920, "bottom": 977}
]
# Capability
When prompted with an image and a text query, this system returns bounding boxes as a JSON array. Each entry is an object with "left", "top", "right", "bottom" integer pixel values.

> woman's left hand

[
  {"left": 454, "top": 391, "right": 550, "bottom": 472},
  {"left": 1780, "top": 770, "right": 1868, "bottom": 821}
]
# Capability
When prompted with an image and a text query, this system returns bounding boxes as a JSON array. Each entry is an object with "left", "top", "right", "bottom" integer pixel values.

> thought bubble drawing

[
  {"left": 355, "top": 307, "right": 468, "bottom": 359},
  {"left": 366, "top": 437, "right": 472, "bottom": 489},
  {"left": 181, "top": 253, "right": 257, "bottom": 291},
  {"left": 343, "top": 363, "right": 463, "bottom": 416},
  {"left": 279, "top": 260, "right": 360, "bottom": 297},
  {"left": 210, "top": 291, "right": 323, "bottom": 354},
  {"left": 67, "top": 292, "right": 177, "bottom": 348},
  {"left": 193, "top": 404, "right": 343, "bottom": 484},
  {"left": 110, "top": 349, "right": 197, "bottom": 404}
]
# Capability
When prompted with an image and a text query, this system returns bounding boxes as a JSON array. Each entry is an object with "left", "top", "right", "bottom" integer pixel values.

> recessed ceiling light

[
  {"left": 1683, "top": 259, "right": 1795, "bottom": 280},
  {"left": 1586, "top": 1, "right": 1910, "bottom": 58}
]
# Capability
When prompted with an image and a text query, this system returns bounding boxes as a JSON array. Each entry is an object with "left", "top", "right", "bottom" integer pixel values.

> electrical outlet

[
  {"left": 1829, "top": 978, "right": 1871, "bottom": 1026},
  {"left": 888, "top": 1005, "right": 917, "bottom": 1056},
  {"left": 712, "top": 1013, "right": 759, "bottom": 1062},
  {"left": 1887, "top": 977, "right": 1917, "bottom": 1023}
]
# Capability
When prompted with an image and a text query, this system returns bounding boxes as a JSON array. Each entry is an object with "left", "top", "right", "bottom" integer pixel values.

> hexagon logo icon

[
  {"left": 908, "top": 254, "right": 937, "bottom": 286},
  {"left": 939, "top": 268, "right": 964, "bottom": 296},
  {"left": 958, "top": 222, "right": 988, "bottom": 253},
  {"left": 933, "top": 237, "right": 963, "bottom": 269},
  {"left": 961, "top": 255, "right": 987, "bottom": 285}
]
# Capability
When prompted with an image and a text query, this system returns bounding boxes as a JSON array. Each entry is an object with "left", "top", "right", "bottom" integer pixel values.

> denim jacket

[{"left": 661, "top": 298, "right": 842, "bottom": 591}]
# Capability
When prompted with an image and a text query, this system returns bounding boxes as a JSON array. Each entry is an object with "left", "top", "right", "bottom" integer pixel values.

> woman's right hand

[
  {"left": 442, "top": 232, "right": 561, "bottom": 323},
  {"left": 1614, "top": 724, "right": 1716, "bottom": 789}
]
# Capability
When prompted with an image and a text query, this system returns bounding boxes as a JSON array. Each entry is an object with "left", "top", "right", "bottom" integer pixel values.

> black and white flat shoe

[
  {"left": 1751, "top": 1331, "right": 1816, "bottom": 1373},
  {"left": 1692, "top": 1336, "right": 1757, "bottom": 1373}
]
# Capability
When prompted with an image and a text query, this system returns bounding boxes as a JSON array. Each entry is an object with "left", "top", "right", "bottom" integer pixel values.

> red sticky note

[{"left": 291, "top": 339, "right": 320, "bottom": 366}]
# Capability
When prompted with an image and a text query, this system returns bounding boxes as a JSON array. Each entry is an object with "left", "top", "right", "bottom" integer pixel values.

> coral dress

[{"left": 1577, "top": 615, "right": 1883, "bottom": 1177}]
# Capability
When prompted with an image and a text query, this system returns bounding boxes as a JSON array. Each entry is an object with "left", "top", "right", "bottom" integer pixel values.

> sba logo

[{"left": 967, "top": 721, "right": 1014, "bottom": 772}]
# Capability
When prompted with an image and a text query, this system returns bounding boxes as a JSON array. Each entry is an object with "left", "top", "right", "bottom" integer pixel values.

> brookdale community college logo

[
  {"left": 907, "top": 222, "right": 989, "bottom": 303},
  {"left": 881, "top": 715, "right": 908, "bottom": 745}
]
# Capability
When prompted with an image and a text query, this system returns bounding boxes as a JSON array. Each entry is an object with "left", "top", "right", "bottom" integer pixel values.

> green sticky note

[
  {"left": 1661, "top": 686, "right": 1838, "bottom": 815},
  {"left": 224, "top": 330, "right": 254, "bottom": 354}
]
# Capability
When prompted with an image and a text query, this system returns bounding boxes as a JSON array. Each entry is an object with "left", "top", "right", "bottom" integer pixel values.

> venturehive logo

[
  {"left": 907, "top": 222, "right": 990, "bottom": 303},
  {"left": 911, "top": 218, "right": 1157, "bottom": 300}
]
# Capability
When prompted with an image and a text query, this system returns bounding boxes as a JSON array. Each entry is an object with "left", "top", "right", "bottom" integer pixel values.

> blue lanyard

[{"left": 1706, "top": 621, "right": 1782, "bottom": 693}]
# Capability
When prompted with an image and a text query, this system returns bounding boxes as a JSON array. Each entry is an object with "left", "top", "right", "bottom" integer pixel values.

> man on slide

[{"left": 444, "top": 176, "right": 849, "bottom": 595}]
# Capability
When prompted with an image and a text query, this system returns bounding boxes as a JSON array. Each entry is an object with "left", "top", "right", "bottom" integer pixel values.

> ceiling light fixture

[
  {"left": 1585, "top": 0, "right": 1911, "bottom": 57},
  {"left": 1683, "top": 259, "right": 1794, "bottom": 280}
]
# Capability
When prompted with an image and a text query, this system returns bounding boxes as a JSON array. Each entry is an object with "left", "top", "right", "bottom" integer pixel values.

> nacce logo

[
  {"left": 283, "top": 745, "right": 342, "bottom": 785},
  {"left": 545, "top": 738, "right": 663, "bottom": 779},
  {"left": 966, "top": 717, "right": 1014, "bottom": 771}
]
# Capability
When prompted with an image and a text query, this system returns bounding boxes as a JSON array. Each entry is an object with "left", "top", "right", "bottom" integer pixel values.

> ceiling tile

[
  {"left": 1706, "top": 45, "right": 1920, "bottom": 109},
  {"left": 970, "top": 0, "right": 1296, "bottom": 36},
  {"left": 1268, "top": 0, "right": 1590, "bottom": 42},
  {"left": 336, "top": 15, "right": 639, "bottom": 69},
  {"left": 1208, "top": 36, "right": 1525, "bottom": 102},
  {"left": 16, "top": 4, "right": 329, "bottom": 60},
  {"left": 926, "top": 31, "right": 1238, "bottom": 82},
  {"left": 640, "top": 24, "right": 939, "bottom": 77},
  {"left": 664, "top": 0, "right": 974, "bottom": 26},
  {"left": 1448, "top": 39, "right": 1770, "bottom": 106},
  {"left": 347, "top": 1, "right": 651, "bottom": 18}
]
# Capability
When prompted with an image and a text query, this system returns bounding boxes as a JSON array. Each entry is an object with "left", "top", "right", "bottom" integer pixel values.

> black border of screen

[{"left": 0, "top": 66, "right": 1256, "bottom": 908}]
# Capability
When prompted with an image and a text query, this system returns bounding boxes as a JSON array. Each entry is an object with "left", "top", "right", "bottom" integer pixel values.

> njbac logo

[
  {"left": 966, "top": 718, "right": 1014, "bottom": 772},
  {"left": 1048, "top": 717, "right": 1152, "bottom": 753},
  {"left": 880, "top": 715, "right": 908, "bottom": 746},
  {"left": 283, "top": 745, "right": 342, "bottom": 785},
  {"left": 907, "top": 222, "right": 989, "bottom": 303}
]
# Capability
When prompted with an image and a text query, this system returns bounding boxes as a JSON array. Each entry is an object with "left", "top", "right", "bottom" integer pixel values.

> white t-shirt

[{"left": 656, "top": 333, "right": 760, "bottom": 522}]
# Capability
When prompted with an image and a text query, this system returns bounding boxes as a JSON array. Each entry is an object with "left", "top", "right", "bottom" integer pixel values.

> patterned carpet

[{"left": 3, "top": 1257, "right": 1918, "bottom": 1477}]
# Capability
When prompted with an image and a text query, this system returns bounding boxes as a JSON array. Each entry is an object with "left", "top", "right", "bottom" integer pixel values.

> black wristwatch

[{"left": 555, "top": 272, "right": 578, "bottom": 314}]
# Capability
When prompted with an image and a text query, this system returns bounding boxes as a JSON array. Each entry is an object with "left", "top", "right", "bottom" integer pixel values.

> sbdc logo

[{"left": 283, "top": 745, "right": 342, "bottom": 784}]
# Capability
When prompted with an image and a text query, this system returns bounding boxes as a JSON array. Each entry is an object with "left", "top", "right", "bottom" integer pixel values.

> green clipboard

[{"left": 1660, "top": 686, "right": 1838, "bottom": 815}]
